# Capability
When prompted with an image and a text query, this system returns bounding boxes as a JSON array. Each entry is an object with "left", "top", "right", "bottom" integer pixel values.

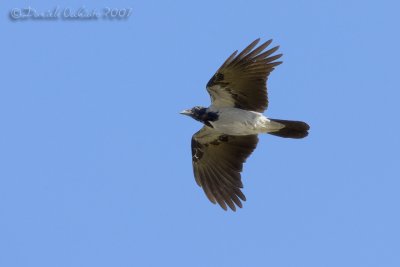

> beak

[{"left": 180, "top": 109, "right": 192, "bottom": 116}]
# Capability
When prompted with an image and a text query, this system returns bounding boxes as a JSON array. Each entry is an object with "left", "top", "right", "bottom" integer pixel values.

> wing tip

[
  {"left": 263, "top": 39, "right": 273, "bottom": 46},
  {"left": 252, "top": 38, "right": 261, "bottom": 45}
]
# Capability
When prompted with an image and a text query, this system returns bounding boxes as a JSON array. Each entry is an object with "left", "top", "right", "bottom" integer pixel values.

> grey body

[{"left": 207, "top": 106, "right": 284, "bottom": 135}]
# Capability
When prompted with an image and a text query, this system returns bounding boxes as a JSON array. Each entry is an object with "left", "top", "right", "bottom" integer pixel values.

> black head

[
  {"left": 180, "top": 106, "right": 219, "bottom": 126},
  {"left": 180, "top": 106, "right": 207, "bottom": 121}
]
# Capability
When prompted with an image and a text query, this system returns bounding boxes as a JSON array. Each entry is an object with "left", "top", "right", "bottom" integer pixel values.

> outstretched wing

[
  {"left": 191, "top": 126, "right": 259, "bottom": 211},
  {"left": 206, "top": 39, "right": 282, "bottom": 112}
]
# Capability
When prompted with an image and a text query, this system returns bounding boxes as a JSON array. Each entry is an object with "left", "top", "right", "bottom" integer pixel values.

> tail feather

[{"left": 268, "top": 119, "right": 310, "bottom": 139}]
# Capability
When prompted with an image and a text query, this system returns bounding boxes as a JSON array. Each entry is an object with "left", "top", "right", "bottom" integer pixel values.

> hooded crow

[{"left": 181, "top": 39, "right": 310, "bottom": 211}]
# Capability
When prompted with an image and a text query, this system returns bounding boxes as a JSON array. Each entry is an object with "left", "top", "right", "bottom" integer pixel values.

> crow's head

[{"left": 180, "top": 106, "right": 207, "bottom": 122}]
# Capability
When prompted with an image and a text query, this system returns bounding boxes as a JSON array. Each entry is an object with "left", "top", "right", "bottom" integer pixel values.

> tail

[{"left": 268, "top": 119, "right": 310, "bottom": 139}]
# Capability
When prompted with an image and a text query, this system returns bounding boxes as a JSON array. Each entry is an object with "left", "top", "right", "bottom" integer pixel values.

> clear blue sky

[{"left": 1, "top": 1, "right": 399, "bottom": 266}]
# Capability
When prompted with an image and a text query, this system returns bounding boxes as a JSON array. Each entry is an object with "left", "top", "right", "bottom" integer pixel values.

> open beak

[{"left": 180, "top": 109, "right": 192, "bottom": 116}]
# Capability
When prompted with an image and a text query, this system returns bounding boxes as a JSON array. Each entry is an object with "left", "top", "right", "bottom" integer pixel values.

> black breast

[{"left": 194, "top": 108, "right": 219, "bottom": 127}]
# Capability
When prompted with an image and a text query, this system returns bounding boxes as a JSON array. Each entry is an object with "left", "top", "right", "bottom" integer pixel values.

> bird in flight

[{"left": 181, "top": 39, "right": 310, "bottom": 211}]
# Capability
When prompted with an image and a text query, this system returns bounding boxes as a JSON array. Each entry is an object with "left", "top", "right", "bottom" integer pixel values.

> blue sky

[{"left": 1, "top": 0, "right": 400, "bottom": 266}]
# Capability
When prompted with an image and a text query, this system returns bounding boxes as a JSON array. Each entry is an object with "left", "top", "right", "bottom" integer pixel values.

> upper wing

[
  {"left": 206, "top": 39, "right": 282, "bottom": 112},
  {"left": 191, "top": 126, "right": 259, "bottom": 211}
]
